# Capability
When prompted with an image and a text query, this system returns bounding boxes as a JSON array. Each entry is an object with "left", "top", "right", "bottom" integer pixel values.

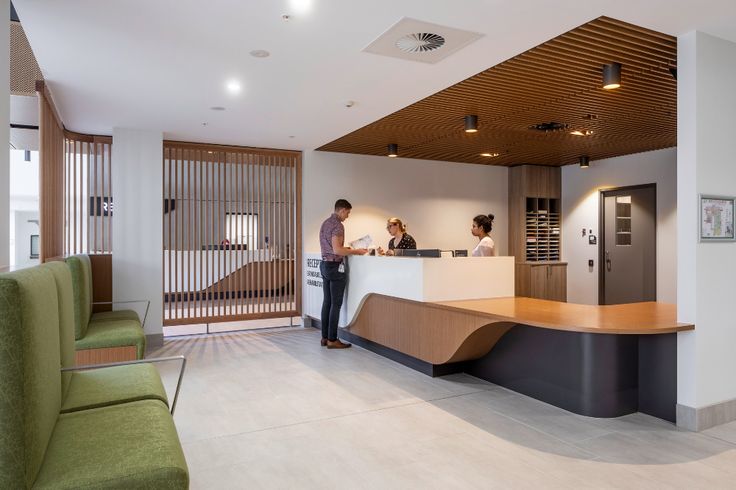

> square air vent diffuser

[{"left": 362, "top": 17, "right": 483, "bottom": 64}]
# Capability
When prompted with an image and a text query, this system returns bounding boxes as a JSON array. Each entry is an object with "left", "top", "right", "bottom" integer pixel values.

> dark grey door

[{"left": 601, "top": 186, "right": 656, "bottom": 305}]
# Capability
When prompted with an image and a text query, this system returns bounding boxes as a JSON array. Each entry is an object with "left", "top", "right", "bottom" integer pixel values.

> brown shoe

[
  {"left": 320, "top": 338, "right": 328, "bottom": 347},
  {"left": 327, "top": 339, "right": 352, "bottom": 349}
]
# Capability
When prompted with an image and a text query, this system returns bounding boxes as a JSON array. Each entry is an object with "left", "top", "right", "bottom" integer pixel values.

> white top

[{"left": 472, "top": 236, "right": 496, "bottom": 257}]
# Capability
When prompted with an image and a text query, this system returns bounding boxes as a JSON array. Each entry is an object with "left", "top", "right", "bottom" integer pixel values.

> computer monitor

[{"left": 394, "top": 249, "right": 442, "bottom": 258}]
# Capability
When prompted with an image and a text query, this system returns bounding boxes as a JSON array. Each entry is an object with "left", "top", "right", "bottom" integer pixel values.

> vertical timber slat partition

[
  {"left": 162, "top": 141, "right": 301, "bottom": 327},
  {"left": 63, "top": 131, "right": 112, "bottom": 255},
  {"left": 38, "top": 81, "right": 114, "bottom": 261},
  {"left": 37, "top": 81, "right": 65, "bottom": 262}
]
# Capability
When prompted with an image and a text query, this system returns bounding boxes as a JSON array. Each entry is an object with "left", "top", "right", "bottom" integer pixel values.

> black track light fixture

[
  {"left": 464, "top": 115, "right": 478, "bottom": 133},
  {"left": 602, "top": 62, "right": 622, "bottom": 90},
  {"left": 387, "top": 143, "right": 398, "bottom": 158},
  {"left": 579, "top": 155, "right": 590, "bottom": 168}
]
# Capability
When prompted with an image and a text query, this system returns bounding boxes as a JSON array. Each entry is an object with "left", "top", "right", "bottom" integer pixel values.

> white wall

[
  {"left": 0, "top": 2, "right": 10, "bottom": 269},
  {"left": 302, "top": 151, "right": 508, "bottom": 255},
  {"left": 112, "top": 128, "right": 163, "bottom": 336},
  {"left": 677, "top": 32, "right": 736, "bottom": 409},
  {"left": 562, "top": 148, "right": 677, "bottom": 305}
]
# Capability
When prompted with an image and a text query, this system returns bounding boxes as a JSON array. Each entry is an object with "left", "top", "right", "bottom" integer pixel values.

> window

[
  {"left": 615, "top": 196, "right": 632, "bottom": 246},
  {"left": 30, "top": 234, "right": 39, "bottom": 259}
]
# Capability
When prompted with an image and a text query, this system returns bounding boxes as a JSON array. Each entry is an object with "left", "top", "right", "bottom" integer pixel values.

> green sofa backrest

[
  {"left": 40, "top": 261, "right": 77, "bottom": 397},
  {"left": 0, "top": 267, "right": 63, "bottom": 489},
  {"left": 66, "top": 254, "right": 93, "bottom": 340}
]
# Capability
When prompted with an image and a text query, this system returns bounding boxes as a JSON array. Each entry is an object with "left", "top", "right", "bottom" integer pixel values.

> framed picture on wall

[{"left": 700, "top": 195, "right": 736, "bottom": 241}]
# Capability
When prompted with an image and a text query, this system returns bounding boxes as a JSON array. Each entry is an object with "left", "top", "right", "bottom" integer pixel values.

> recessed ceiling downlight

[
  {"left": 250, "top": 50, "right": 270, "bottom": 58},
  {"left": 225, "top": 79, "right": 241, "bottom": 94},
  {"left": 396, "top": 33, "right": 445, "bottom": 53},
  {"left": 210, "top": 106, "right": 226, "bottom": 111}
]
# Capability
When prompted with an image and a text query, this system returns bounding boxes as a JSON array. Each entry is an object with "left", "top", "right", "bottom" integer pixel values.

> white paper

[{"left": 349, "top": 235, "right": 373, "bottom": 249}]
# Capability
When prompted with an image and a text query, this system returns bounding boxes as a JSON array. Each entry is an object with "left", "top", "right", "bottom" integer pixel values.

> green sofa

[
  {"left": 66, "top": 254, "right": 146, "bottom": 359},
  {"left": 0, "top": 264, "right": 189, "bottom": 489}
]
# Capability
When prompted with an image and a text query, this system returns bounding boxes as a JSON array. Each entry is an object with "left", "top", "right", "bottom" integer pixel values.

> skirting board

[{"left": 677, "top": 399, "right": 736, "bottom": 431}]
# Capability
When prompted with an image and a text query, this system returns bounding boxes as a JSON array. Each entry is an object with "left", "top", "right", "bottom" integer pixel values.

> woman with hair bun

[
  {"left": 379, "top": 217, "right": 417, "bottom": 256},
  {"left": 471, "top": 214, "right": 496, "bottom": 257}
]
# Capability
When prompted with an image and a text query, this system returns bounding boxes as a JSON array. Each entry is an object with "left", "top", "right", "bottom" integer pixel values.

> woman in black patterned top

[{"left": 380, "top": 217, "right": 417, "bottom": 256}]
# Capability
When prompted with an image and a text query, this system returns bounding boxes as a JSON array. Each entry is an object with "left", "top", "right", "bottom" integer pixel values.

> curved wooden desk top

[
  {"left": 343, "top": 294, "right": 694, "bottom": 366},
  {"left": 437, "top": 297, "right": 694, "bottom": 334}
]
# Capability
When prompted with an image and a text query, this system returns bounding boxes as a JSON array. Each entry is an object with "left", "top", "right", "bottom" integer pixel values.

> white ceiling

[{"left": 13, "top": 0, "right": 736, "bottom": 152}]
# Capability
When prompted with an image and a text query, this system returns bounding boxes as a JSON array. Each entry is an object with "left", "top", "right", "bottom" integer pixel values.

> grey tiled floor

[{"left": 151, "top": 328, "right": 736, "bottom": 489}]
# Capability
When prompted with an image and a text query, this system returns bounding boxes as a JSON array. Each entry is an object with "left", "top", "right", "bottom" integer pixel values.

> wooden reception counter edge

[
  {"left": 436, "top": 297, "right": 694, "bottom": 335},
  {"left": 342, "top": 293, "right": 692, "bottom": 367}
]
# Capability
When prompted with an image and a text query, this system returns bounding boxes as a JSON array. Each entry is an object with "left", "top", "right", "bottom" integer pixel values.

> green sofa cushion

[
  {"left": 0, "top": 268, "right": 62, "bottom": 489},
  {"left": 66, "top": 255, "right": 93, "bottom": 340},
  {"left": 40, "top": 262, "right": 77, "bottom": 397},
  {"left": 0, "top": 276, "right": 25, "bottom": 489},
  {"left": 61, "top": 364, "right": 168, "bottom": 413},
  {"left": 33, "top": 399, "right": 189, "bottom": 489},
  {"left": 91, "top": 309, "right": 141, "bottom": 324},
  {"left": 76, "top": 319, "right": 146, "bottom": 359}
]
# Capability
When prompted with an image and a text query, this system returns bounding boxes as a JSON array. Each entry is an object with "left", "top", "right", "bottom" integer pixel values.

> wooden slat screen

[
  {"left": 162, "top": 142, "right": 301, "bottom": 326},
  {"left": 63, "top": 131, "right": 113, "bottom": 255},
  {"left": 37, "top": 81, "right": 65, "bottom": 262}
]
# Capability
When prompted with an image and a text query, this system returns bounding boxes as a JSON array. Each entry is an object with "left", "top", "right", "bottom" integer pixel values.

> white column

[
  {"left": 111, "top": 128, "right": 163, "bottom": 339},
  {"left": 0, "top": 0, "right": 10, "bottom": 268},
  {"left": 677, "top": 31, "right": 736, "bottom": 428}
]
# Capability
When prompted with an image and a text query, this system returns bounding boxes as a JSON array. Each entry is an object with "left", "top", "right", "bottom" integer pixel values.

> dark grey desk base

[{"left": 340, "top": 324, "right": 677, "bottom": 422}]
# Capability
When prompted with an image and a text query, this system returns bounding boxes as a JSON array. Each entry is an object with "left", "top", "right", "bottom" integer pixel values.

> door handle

[{"left": 606, "top": 251, "right": 612, "bottom": 272}]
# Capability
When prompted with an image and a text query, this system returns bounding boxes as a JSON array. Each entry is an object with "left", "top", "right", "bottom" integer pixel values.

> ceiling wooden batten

[{"left": 317, "top": 16, "right": 677, "bottom": 167}]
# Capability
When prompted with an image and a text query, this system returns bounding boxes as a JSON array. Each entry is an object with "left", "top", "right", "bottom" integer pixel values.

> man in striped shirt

[{"left": 319, "top": 199, "right": 368, "bottom": 348}]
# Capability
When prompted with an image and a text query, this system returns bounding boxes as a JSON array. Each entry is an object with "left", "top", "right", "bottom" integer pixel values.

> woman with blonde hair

[{"left": 380, "top": 217, "right": 417, "bottom": 256}]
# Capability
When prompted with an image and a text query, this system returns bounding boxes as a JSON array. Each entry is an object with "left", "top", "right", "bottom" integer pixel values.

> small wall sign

[{"left": 700, "top": 195, "right": 735, "bottom": 241}]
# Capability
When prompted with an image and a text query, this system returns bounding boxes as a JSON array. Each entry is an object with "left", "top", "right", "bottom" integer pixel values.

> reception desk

[
  {"left": 302, "top": 253, "right": 515, "bottom": 327},
  {"left": 303, "top": 253, "right": 693, "bottom": 422},
  {"left": 344, "top": 255, "right": 515, "bottom": 324}
]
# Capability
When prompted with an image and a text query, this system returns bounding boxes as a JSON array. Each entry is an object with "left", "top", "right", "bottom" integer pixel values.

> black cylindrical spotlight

[
  {"left": 579, "top": 155, "right": 590, "bottom": 168},
  {"left": 464, "top": 115, "right": 478, "bottom": 133},
  {"left": 603, "top": 62, "right": 621, "bottom": 90},
  {"left": 387, "top": 143, "right": 398, "bottom": 158}
]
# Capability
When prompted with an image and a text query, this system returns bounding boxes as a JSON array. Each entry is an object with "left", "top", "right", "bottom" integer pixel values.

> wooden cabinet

[
  {"left": 509, "top": 165, "right": 566, "bottom": 302},
  {"left": 516, "top": 262, "right": 567, "bottom": 301}
]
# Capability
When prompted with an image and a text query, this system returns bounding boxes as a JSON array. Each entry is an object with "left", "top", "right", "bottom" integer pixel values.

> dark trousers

[{"left": 320, "top": 261, "right": 346, "bottom": 341}]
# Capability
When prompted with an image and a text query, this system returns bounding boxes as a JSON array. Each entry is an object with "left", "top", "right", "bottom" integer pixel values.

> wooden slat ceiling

[{"left": 317, "top": 16, "right": 677, "bottom": 167}]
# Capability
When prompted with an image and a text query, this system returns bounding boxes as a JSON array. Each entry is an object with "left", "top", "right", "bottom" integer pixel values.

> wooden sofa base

[{"left": 76, "top": 346, "right": 138, "bottom": 365}]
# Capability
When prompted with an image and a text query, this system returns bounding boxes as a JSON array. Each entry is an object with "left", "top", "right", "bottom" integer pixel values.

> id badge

[{"left": 338, "top": 263, "right": 345, "bottom": 273}]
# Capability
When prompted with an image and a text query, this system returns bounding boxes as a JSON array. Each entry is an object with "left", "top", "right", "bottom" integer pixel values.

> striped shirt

[{"left": 319, "top": 213, "right": 344, "bottom": 262}]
